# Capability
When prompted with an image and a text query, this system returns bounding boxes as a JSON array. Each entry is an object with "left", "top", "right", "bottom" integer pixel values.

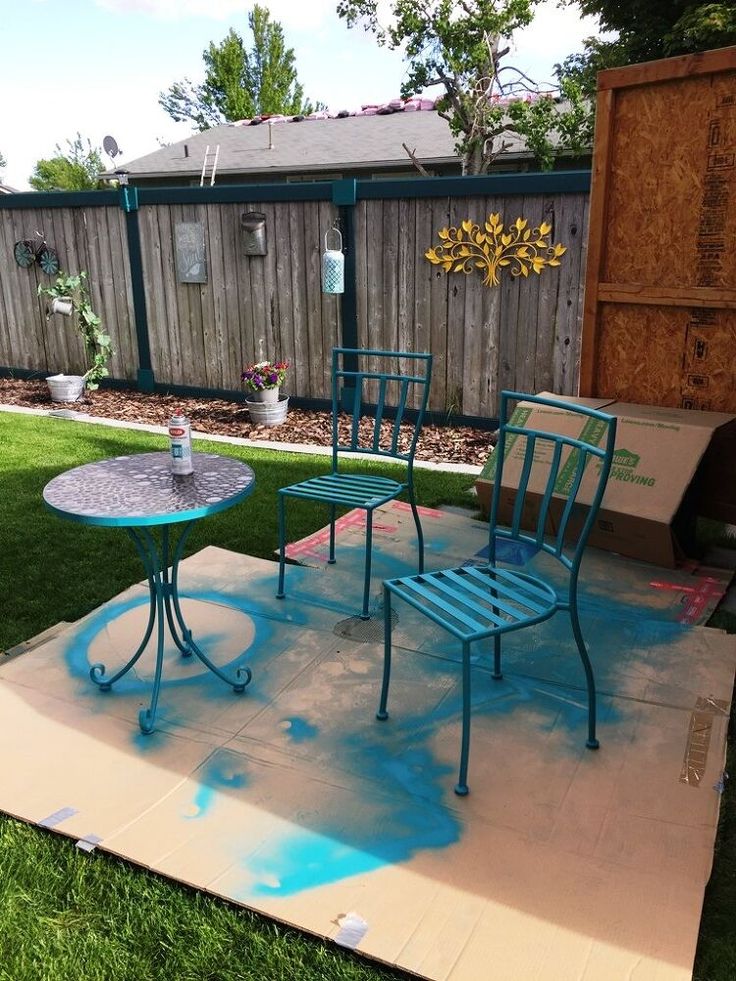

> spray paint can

[{"left": 168, "top": 410, "right": 193, "bottom": 475}]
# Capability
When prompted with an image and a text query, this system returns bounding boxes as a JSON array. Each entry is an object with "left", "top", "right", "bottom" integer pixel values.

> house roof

[
  {"left": 116, "top": 108, "right": 463, "bottom": 181},
  {"left": 0, "top": 182, "right": 19, "bottom": 194}
]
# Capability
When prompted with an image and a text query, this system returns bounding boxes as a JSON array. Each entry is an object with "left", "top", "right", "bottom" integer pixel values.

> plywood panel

[
  {"left": 596, "top": 305, "right": 686, "bottom": 405},
  {"left": 604, "top": 72, "right": 736, "bottom": 287},
  {"left": 596, "top": 303, "right": 736, "bottom": 410},
  {"left": 681, "top": 308, "right": 736, "bottom": 409},
  {"left": 581, "top": 46, "right": 736, "bottom": 411}
]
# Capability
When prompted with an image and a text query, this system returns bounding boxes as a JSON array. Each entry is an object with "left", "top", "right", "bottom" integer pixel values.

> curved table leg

[
  {"left": 90, "top": 522, "right": 253, "bottom": 733},
  {"left": 89, "top": 527, "right": 158, "bottom": 690},
  {"left": 161, "top": 525, "right": 194, "bottom": 657},
  {"left": 166, "top": 521, "right": 252, "bottom": 692}
]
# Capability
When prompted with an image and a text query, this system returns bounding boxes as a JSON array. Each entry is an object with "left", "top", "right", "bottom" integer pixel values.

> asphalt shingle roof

[{"left": 119, "top": 110, "right": 461, "bottom": 180}]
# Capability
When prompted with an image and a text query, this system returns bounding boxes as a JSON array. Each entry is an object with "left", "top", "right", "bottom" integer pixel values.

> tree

[
  {"left": 0, "top": 149, "right": 6, "bottom": 173},
  {"left": 29, "top": 134, "right": 104, "bottom": 192},
  {"left": 160, "top": 5, "right": 317, "bottom": 130},
  {"left": 558, "top": 2, "right": 736, "bottom": 98},
  {"left": 337, "top": 0, "right": 593, "bottom": 174}
]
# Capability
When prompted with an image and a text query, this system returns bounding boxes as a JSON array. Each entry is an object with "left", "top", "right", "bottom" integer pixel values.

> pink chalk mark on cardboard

[
  {"left": 648, "top": 577, "right": 726, "bottom": 624},
  {"left": 284, "top": 501, "right": 443, "bottom": 563}
]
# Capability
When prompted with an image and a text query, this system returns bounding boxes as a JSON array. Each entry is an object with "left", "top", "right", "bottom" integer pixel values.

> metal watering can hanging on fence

[{"left": 321, "top": 226, "right": 344, "bottom": 294}]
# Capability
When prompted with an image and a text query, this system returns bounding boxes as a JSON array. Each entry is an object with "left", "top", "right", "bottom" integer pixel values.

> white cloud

[
  {"left": 1, "top": 73, "right": 188, "bottom": 189},
  {"left": 94, "top": 0, "right": 336, "bottom": 29},
  {"left": 94, "top": 0, "right": 248, "bottom": 18},
  {"left": 509, "top": 3, "right": 600, "bottom": 82}
]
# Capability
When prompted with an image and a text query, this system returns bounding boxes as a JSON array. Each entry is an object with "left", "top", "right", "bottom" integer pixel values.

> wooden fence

[
  {"left": 0, "top": 173, "right": 590, "bottom": 420},
  {"left": 0, "top": 200, "right": 137, "bottom": 384}
]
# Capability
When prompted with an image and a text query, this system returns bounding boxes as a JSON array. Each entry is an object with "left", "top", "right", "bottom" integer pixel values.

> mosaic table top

[{"left": 43, "top": 452, "right": 255, "bottom": 527}]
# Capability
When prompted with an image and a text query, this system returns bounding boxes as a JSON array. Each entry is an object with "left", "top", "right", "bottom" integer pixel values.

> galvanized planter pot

[
  {"left": 46, "top": 374, "right": 85, "bottom": 402},
  {"left": 245, "top": 394, "right": 289, "bottom": 426}
]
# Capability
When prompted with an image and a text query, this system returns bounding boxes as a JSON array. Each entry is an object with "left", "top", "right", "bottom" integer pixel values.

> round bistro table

[{"left": 43, "top": 451, "right": 256, "bottom": 733}]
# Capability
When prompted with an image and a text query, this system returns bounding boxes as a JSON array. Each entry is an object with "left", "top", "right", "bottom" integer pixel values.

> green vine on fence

[{"left": 38, "top": 271, "right": 113, "bottom": 389}]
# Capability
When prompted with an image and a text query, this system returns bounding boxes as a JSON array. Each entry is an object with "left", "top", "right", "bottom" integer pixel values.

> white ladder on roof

[{"left": 200, "top": 144, "right": 220, "bottom": 186}]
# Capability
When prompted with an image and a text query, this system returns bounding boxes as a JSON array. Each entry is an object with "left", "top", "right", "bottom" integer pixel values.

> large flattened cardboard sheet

[{"left": 0, "top": 534, "right": 734, "bottom": 981}]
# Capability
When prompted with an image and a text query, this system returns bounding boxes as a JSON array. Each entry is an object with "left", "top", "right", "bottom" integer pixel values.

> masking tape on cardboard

[
  {"left": 680, "top": 696, "right": 731, "bottom": 786},
  {"left": 38, "top": 806, "right": 78, "bottom": 828},
  {"left": 334, "top": 911, "right": 369, "bottom": 949}
]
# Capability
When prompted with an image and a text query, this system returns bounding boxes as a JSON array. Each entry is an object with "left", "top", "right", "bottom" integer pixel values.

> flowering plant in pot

[
  {"left": 38, "top": 271, "right": 113, "bottom": 402},
  {"left": 241, "top": 359, "right": 289, "bottom": 426},
  {"left": 241, "top": 360, "right": 288, "bottom": 403}
]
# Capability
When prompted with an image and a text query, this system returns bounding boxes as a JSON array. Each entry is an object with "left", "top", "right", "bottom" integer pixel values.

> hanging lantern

[{"left": 321, "top": 226, "right": 344, "bottom": 294}]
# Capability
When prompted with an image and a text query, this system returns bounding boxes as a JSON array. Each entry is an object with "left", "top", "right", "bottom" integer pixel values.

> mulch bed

[{"left": 0, "top": 379, "right": 495, "bottom": 468}]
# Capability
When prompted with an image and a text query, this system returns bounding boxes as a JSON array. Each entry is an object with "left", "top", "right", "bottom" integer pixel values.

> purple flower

[{"left": 240, "top": 358, "right": 289, "bottom": 392}]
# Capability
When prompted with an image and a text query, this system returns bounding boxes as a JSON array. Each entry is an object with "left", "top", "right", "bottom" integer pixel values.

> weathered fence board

[{"left": 1, "top": 181, "right": 588, "bottom": 417}]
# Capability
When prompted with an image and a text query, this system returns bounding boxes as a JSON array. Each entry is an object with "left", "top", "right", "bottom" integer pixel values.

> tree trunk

[{"left": 462, "top": 143, "right": 490, "bottom": 176}]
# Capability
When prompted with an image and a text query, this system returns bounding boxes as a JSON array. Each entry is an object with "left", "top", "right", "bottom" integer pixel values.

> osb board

[
  {"left": 0, "top": 538, "right": 734, "bottom": 980},
  {"left": 581, "top": 46, "right": 736, "bottom": 409},
  {"left": 596, "top": 304, "right": 736, "bottom": 409},
  {"left": 602, "top": 70, "right": 736, "bottom": 287}
]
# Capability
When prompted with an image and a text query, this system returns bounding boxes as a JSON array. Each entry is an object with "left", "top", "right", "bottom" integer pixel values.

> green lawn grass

[{"left": 0, "top": 411, "right": 733, "bottom": 981}]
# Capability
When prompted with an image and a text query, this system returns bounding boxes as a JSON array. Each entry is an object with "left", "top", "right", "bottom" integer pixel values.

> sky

[{"left": 0, "top": 0, "right": 599, "bottom": 190}]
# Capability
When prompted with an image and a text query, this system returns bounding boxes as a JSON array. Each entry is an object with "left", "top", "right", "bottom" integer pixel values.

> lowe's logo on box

[
  {"left": 605, "top": 448, "right": 656, "bottom": 486},
  {"left": 613, "top": 448, "right": 639, "bottom": 468}
]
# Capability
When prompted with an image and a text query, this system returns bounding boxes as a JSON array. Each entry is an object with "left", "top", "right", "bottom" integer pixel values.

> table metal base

[{"left": 89, "top": 521, "right": 252, "bottom": 733}]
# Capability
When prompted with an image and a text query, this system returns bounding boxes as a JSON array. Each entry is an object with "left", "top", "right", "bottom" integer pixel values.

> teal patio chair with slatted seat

[
  {"left": 277, "top": 348, "right": 433, "bottom": 620},
  {"left": 378, "top": 390, "right": 617, "bottom": 796}
]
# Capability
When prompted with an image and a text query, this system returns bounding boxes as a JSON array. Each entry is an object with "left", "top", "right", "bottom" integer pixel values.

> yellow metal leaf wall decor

[{"left": 425, "top": 214, "right": 567, "bottom": 287}]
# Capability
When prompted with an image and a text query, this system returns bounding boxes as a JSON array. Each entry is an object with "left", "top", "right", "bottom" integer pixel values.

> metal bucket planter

[
  {"left": 248, "top": 386, "right": 280, "bottom": 403},
  {"left": 46, "top": 374, "right": 85, "bottom": 402},
  {"left": 245, "top": 394, "right": 289, "bottom": 426}
]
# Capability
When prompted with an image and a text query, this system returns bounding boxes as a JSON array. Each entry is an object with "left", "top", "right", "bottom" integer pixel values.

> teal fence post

[
  {"left": 118, "top": 181, "right": 155, "bottom": 393},
  {"left": 332, "top": 179, "right": 357, "bottom": 408}
]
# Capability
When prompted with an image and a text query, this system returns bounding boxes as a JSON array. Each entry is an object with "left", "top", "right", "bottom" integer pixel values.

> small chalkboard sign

[{"left": 174, "top": 221, "right": 207, "bottom": 283}]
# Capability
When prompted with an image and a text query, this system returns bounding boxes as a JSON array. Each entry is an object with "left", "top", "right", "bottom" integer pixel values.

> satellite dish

[{"left": 103, "top": 135, "right": 121, "bottom": 161}]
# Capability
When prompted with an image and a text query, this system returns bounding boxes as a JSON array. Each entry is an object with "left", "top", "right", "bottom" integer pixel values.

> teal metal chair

[
  {"left": 277, "top": 348, "right": 433, "bottom": 620},
  {"left": 379, "top": 391, "right": 617, "bottom": 796}
]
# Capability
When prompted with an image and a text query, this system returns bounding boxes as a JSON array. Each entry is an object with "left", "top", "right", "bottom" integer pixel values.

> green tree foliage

[
  {"left": 160, "top": 5, "right": 317, "bottom": 130},
  {"left": 337, "top": 0, "right": 593, "bottom": 174},
  {"left": 29, "top": 134, "right": 103, "bottom": 192},
  {"left": 0, "top": 149, "right": 6, "bottom": 172},
  {"left": 559, "top": 2, "right": 736, "bottom": 97}
]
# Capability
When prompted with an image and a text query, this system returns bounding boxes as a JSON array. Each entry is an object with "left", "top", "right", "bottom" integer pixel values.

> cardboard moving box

[{"left": 475, "top": 394, "right": 736, "bottom": 567}]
